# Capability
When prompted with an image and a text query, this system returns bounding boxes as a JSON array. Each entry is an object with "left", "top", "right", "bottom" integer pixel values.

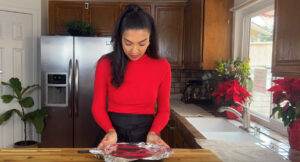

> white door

[{"left": 0, "top": 10, "right": 35, "bottom": 147}]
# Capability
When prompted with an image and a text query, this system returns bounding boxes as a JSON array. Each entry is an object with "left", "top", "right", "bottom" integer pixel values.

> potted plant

[
  {"left": 268, "top": 77, "right": 300, "bottom": 150},
  {"left": 0, "top": 77, "right": 47, "bottom": 147},
  {"left": 213, "top": 59, "right": 252, "bottom": 119},
  {"left": 65, "top": 20, "right": 95, "bottom": 36}
]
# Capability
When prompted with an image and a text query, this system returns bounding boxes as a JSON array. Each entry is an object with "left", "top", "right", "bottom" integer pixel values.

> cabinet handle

[{"left": 84, "top": 2, "right": 89, "bottom": 10}]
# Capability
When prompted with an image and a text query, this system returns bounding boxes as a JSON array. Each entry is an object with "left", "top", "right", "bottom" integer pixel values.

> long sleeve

[
  {"left": 150, "top": 61, "right": 171, "bottom": 134},
  {"left": 91, "top": 58, "right": 114, "bottom": 133}
]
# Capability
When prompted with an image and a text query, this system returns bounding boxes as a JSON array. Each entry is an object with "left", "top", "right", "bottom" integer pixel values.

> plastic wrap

[{"left": 89, "top": 142, "right": 172, "bottom": 162}]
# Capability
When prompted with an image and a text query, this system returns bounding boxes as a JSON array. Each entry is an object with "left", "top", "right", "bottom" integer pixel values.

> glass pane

[{"left": 249, "top": 10, "right": 274, "bottom": 119}]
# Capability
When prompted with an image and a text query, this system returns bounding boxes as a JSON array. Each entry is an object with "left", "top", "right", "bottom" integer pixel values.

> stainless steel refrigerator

[{"left": 40, "top": 36, "right": 113, "bottom": 147}]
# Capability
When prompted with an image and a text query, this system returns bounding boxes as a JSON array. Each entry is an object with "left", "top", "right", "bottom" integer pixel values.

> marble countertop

[
  {"left": 170, "top": 99, "right": 213, "bottom": 117},
  {"left": 196, "top": 139, "right": 288, "bottom": 162},
  {"left": 169, "top": 96, "right": 292, "bottom": 162}
]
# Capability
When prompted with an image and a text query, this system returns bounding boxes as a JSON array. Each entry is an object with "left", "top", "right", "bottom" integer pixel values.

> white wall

[{"left": 0, "top": 0, "right": 41, "bottom": 147}]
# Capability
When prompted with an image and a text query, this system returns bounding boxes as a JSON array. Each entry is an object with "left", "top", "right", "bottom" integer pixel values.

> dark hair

[{"left": 107, "top": 4, "right": 159, "bottom": 88}]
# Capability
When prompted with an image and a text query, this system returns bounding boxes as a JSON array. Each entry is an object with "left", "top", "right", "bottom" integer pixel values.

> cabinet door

[
  {"left": 202, "top": 0, "right": 233, "bottom": 70},
  {"left": 155, "top": 3, "right": 185, "bottom": 68},
  {"left": 272, "top": 0, "right": 300, "bottom": 76},
  {"left": 183, "top": 0, "right": 204, "bottom": 69},
  {"left": 49, "top": 1, "right": 86, "bottom": 35},
  {"left": 90, "top": 2, "right": 120, "bottom": 36}
]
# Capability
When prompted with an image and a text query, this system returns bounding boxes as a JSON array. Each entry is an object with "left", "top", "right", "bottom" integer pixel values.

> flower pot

[
  {"left": 14, "top": 140, "right": 39, "bottom": 148},
  {"left": 288, "top": 119, "right": 300, "bottom": 151},
  {"left": 225, "top": 105, "right": 243, "bottom": 120}
]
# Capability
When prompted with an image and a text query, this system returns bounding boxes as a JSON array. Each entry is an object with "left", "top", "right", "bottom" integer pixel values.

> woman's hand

[
  {"left": 98, "top": 129, "right": 117, "bottom": 149},
  {"left": 146, "top": 131, "right": 170, "bottom": 148}
]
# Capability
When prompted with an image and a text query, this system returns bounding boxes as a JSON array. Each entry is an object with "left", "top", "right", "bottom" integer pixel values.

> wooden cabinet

[
  {"left": 49, "top": 1, "right": 185, "bottom": 68},
  {"left": 202, "top": 0, "right": 233, "bottom": 70},
  {"left": 183, "top": 0, "right": 233, "bottom": 70},
  {"left": 49, "top": 1, "right": 120, "bottom": 36},
  {"left": 160, "top": 115, "right": 176, "bottom": 147},
  {"left": 161, "top": 110, "right": 202, "bottom": 148},
  {"left": 49, "top": 1, "right": 87, "bottom": 35},
  {"left": 90, "top": 2, "right": 120, "bottom": 36},
  {"left": 155, "top": 3, "right": 185, "bottom": 68},
  {"left": 272, "top": 0, "right": 300, "bottom": 76},
  {"left": 48, "top": 0, "right": 232, "bottom": 69},
  {"left": 183, "top": 0, "right": 204, "bottom": 69}
]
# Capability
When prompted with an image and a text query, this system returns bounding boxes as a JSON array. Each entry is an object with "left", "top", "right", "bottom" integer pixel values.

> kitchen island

[{"left": 0, "top": 148, "right": 221, "bottom": 162}]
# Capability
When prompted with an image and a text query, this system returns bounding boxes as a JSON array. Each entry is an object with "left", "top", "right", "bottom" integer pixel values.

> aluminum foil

[{"left": 89, "top": 142, "right": 172, "bottom": 162}]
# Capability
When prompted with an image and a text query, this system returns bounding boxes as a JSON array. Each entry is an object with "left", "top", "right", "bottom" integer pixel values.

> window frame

[{"left": 232, "top": 0, "right": 287, "bottom": 136}]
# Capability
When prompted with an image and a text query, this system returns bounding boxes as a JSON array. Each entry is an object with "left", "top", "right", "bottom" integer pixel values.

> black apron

[{"left": 94, "top": 112, "right": 154, "bottom": 146}]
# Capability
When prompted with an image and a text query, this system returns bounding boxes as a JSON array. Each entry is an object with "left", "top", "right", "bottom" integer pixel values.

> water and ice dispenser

[{"left": 45, "top": 73, "right": 68, "bottom": 107}]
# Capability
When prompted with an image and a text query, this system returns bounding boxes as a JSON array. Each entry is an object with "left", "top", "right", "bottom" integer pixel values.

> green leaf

[
  {"left": 19, "top": 97, "right": 34, "bottom": 108},
  {"left": 21, "top": 84, "right": 40, "bottom": 96},
  {"left": 296, "top": 102, "right": 300, "bottom": 119},
  {"left": 277, "top": 108, "right": 283, "bottom": 119},
  {"left": 1, "top": 81, "right": 10, "bottom": 86},
  {"left": 24, "top": 108, "right": 48, "bottom": 134},
  {"left": 0, "top": 109, "right": 22, "bottom": 125},
  {"left": 282, "top": 106, "right": 295, "bottom": 126},
  {"left": 270, "top": 106, "right": 281, "bottom": 118},
  {"left": 9, "top": 78, "right": 22, "bottom": 97},
  {"left": 1, "top": 95, "right": 14, "bottom": 103}
]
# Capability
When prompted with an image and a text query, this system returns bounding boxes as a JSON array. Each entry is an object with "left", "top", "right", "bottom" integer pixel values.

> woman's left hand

[{"left": 146, "top": 131, "right": 170, "bottom": 148}]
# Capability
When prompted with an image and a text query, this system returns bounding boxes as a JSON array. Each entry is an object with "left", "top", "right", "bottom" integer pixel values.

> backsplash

[{"left": 171, "top": 69, "right": 217, "bottom": 96}]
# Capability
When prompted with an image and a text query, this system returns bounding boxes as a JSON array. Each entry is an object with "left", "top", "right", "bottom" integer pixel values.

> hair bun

[{"left": 124, "top": 4, "right": 143, "bottom": 13}]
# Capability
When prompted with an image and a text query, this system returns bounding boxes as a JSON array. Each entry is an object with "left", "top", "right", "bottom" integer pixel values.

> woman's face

[{"left": 122, "top": 29, "right": 150, "bottom": 61}]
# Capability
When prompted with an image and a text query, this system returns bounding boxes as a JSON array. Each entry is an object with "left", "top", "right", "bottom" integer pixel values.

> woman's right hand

[{"left": 98, "top": 129, "right": 117, "bottom": 149}]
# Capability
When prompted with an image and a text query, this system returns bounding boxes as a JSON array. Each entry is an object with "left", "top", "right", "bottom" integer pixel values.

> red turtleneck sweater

[{"left": 92, "top": 54, "right": 171, "bottom": 134}]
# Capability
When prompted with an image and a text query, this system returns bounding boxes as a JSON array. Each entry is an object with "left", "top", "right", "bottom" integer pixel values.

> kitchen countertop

[
  {"left": 170, "top": 97, "right": 214, "bottom": 117},
  {"left": 196, "top": 139, "right": 288, "bottom": 162},
  {"left": 0, "top": 148, "right": 222, "bottom": 162},
  {"left": 169, "top": 96, "right": 295, "bottom": 162}
]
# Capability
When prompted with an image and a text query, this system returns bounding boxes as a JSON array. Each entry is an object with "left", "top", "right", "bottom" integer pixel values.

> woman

[{"left": 92, "top": 4, "right": 171, "bottom": 149}]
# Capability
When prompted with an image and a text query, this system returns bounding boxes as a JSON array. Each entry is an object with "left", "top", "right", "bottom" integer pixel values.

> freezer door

[
  {"left": 40, "top": 36, "right": 74, "bottom": 147},
  {"left": 74, "top": 37, "right": 113, "bottom": 147}
]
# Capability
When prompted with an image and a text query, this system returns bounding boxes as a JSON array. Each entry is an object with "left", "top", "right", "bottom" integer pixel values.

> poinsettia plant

[
  {"left": 212, "top": 79, "right": 251, "bottom": 107},
  {"left": 268, "top": 77, "right": 300, "bottom": 126}
]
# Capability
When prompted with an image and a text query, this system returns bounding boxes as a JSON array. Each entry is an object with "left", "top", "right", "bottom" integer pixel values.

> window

[
  {"left": 249, "top": 10, "right": 274, "bottom": 119},
  {"left": 233, "top": 0, "right": 287, "bottom": 136}
]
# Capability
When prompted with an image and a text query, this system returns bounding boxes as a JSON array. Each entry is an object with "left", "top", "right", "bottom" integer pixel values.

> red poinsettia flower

[
  {"left": 212, "top": 79, "right": 251, "bottom": 107},
  {"left": 268, "top": 77, "right": 300, "bottom": 105},
  {"left": 268, "top": 77, "right": 300, "bottom": 126}
]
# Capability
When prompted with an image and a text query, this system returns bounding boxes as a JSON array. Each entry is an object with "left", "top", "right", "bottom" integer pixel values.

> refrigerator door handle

[
  {"left": 74, "top": 59, "right": 79, "bottom": 117},
  {"left": 68, "top": 59, "right": 73, "bottom": 117}
]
